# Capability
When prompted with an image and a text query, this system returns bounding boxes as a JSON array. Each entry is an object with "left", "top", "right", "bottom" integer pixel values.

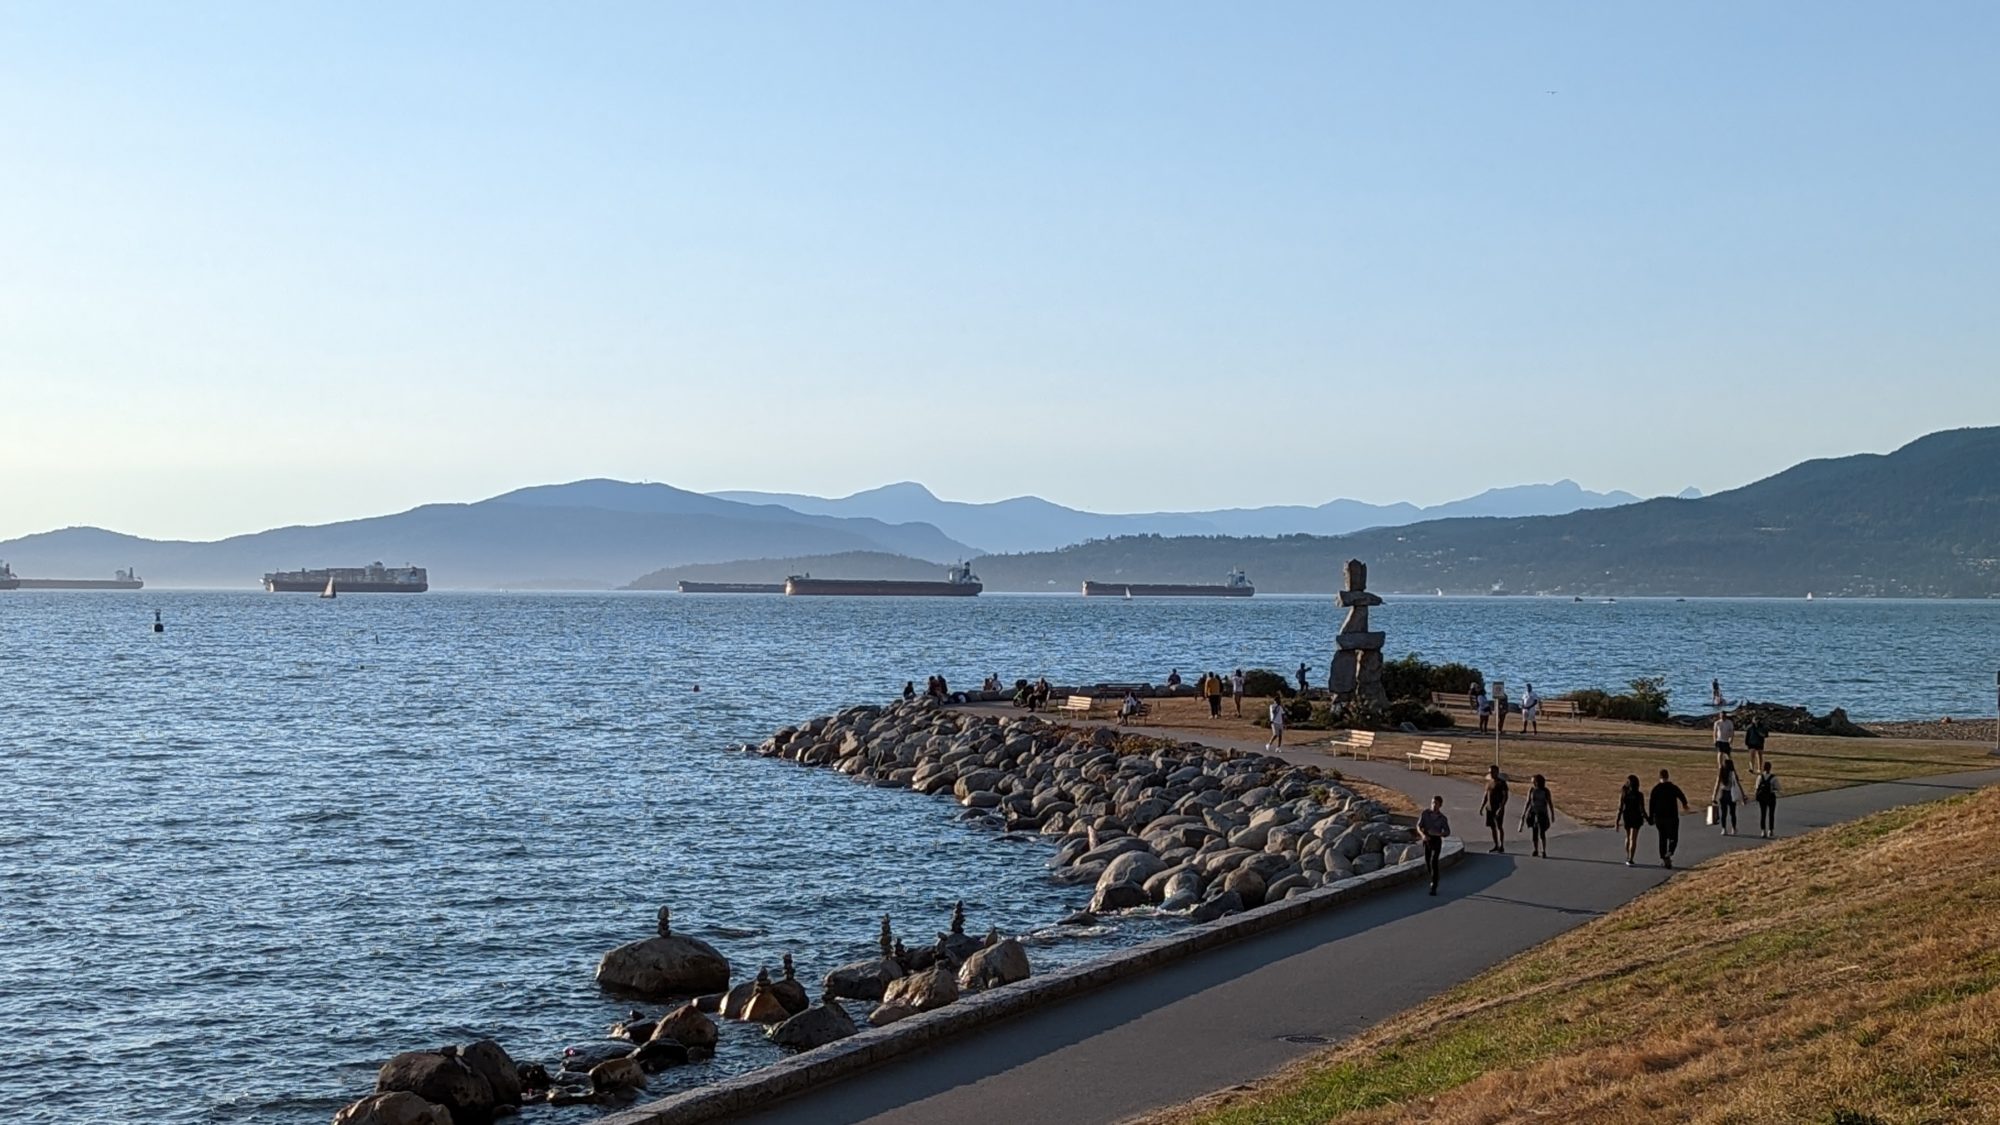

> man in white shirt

[{"left": 1230, "top": 669, "right": 1246, "bottom": 716}]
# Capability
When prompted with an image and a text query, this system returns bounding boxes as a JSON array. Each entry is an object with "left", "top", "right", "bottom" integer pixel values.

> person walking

[
  {"left": 1615, "top": 774, "right": 1648, "bottom": 866},
  {"left": 1417, "top": 795, "right": 1451, "bottom": 895},
  {"left": 1754, "top": 762, "right": 1781, "bottom": 838},
  {"left": 1492, "top": 683, "right": 1511, "bottom": 736},
  {"left": 1521, "top": 774, "right": 1554, "bottom": 858},
  {"left": 1231, "top": 669, "right": 1246, "bottom": 717},
  {"left": 1472, "top": 682, "right": 1491, "bottom": 734},
  {"left": 1713, "top": 712, "right": 1735, "bottom": 757},
  {"left": 1648, "top": 769, "right": 1690, "bottom": 868},
  {"left": 1744, "top": 718, "right": 1768, "bottom": 773},
  {"left": 1480, "top": 765, "right": 1510, "bottom": 853},
  {"left": 1713, "top": 757, "right": 1743, "bottom": 835},
  {"left": 1265, "top": 696, "right": 1286, "bottom": 751},
  {"left": 1203, "top": 671, "right": 1224, "bottom": 718},
  {"left": 1520, "top": 683, "right": 1541, "bottom": 735}
]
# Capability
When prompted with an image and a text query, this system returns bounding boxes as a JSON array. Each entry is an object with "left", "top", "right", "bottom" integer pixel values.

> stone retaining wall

[{"left": 600, "top": 841, "right": 1462, "bottom": 1125}]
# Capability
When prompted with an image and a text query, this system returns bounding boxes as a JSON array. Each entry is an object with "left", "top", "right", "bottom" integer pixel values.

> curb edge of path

[{"left": 601, "top": 841, "right": 1466, "bottom": 1125}]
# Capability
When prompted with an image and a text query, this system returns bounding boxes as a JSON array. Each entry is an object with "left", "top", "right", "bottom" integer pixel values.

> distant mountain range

[
  {"left": 0, "top": 480, "right": 975, "bottom": 589},
  {"left": 712, "top": 479, "right": 1664, "bottom": 553},
  {"left": 647, "top": 427, "right": 2000, "bottom": 597},
  {"left": 2, "top": 474, "right": 1678, "bottom": 591}
]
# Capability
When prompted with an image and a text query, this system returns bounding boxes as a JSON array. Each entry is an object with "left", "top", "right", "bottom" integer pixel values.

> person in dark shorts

[
  {"left": 1296, "top": 663, "right": 1311, "bottom": 693},
  {"left": 1713, "top": 757, "right": 1743, "bottom": 835},
  {"left": 1417, "top": 795, "right": 1451, "bottom": 895},
  {"left": 1744, "top": 718, "right": 1768, "bottom": 773},
  {"left": 1480, "top": 765, "right": 1510, "bottom": 853},
  {"left": 1521, "top": 774, "right": 1554, "bottom": 858},
  {"left": 1615, "top": 774, "right": 1648, "bottom": 866},
  {"left": 1649, "top": 769, "right": 1690, "bottom": 868}
]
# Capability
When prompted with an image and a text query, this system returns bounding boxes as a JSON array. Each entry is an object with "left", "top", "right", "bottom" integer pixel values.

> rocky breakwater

[{"left": 746, "top": 697, "right": 1420, "bottom": 924}]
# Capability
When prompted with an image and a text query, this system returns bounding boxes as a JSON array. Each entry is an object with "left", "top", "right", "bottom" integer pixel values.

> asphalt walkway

[{"left": 732, "top": 716, "right": 2000, "bottom": 1125}]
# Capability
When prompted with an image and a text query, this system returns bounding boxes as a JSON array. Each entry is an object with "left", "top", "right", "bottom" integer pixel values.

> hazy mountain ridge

[
  {"left": 673, "top": 428, "right": 2000, "bottom": 597},
  {"left": 0, "top": 482, "right": 974, "bottom": 589},
  {"left": 711, "top": 479, "right": 1647, "bottom": 553}
]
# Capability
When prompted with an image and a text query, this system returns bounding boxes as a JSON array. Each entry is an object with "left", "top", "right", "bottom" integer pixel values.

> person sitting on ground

[
  {"left": 1166, "top": 669, "right": 1182, "bottom": 690},
  {"left": 1615, "top": 774, "right": 1649, "bottom": 866},
  {"left": 1480, "top": 765, "right": 1510, "bottom": 853},
  {"left": 903, "top": 681, "right": 916, "bottom": 702}
]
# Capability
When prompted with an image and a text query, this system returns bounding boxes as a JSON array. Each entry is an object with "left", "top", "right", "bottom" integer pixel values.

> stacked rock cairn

[{"left": 1329, "top": 559, "right": 1389, "bottom": 713}]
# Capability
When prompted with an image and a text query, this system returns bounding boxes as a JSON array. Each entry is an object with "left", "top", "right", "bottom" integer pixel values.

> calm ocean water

[{"left": 3, "top": 591, "right": 1997, "bottom": 1123}]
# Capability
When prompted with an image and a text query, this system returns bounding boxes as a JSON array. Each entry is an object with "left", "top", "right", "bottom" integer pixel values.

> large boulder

[
  {"left": 957, "top": 938, "right": 1031, "bottom": 991},
  {"left": 596, "top": 934, "right": 731, "bottom": 998},
  {"left": 375, "top": 1049, "right": 504, "bottom": 1125},
  {"left": 1099, "top": 850, "right": 1167, "bottom": 889},
  {"left": 650, "top": 1002, "right": 718, "bottom": 1052},
  {"left": 1221, "top": 867, "right": 1267, "bottom": 908},
  {"left": 1089, "top": 880, "right": 1147, "bottom": 913},
  {"left": 458, "top": 1041, "right": 520, "bottom": 1109},
  {"left": 768, "top": 999, "right": 859, "bottom": 1050},
  {"left": 881, "top": 964, "right": 958, "bottom": 1013},
  {"left": 333, "top": 1093, "right": 452, "bottom": 1125},
  {"left": 588, "top": 1056, "right": 646, "bottom": 1094},
  {"left": 824, "top": 956, "right": 904, "bottom": 1001}
]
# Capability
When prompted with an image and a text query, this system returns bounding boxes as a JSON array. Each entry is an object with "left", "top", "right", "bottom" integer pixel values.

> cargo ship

[
  {"left": 1082, "top": 568, "right": 1255, "bottom": 598},
  {"left": 264, "top": 562, "right": 429, "bottom": 593},
  {"left": 678, "top": 581, "right": 785, "bottom": 594},
  {"left": 7, "top": 566, "right": 145, "bottom": 590},
  {"left": 785, "top": 562, "right": 982, "bottom": 597}
]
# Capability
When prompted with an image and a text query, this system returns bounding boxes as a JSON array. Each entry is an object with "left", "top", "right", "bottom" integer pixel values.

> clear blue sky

[{"left": 3, "top": 2, "right": 1996, "bottom": 540}]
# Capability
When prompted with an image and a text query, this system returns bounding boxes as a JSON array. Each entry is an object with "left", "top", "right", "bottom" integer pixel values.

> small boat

[
  {"left": 1806, "top": 592, "right": 1815, "bottom": 600},
  {"left": 1436, "top": 588, "right": 1444, "bottom": 597},
  {"left": 1123, "top": 587, "right": 1132, "bottom": 600},
  {"left": 321, "top": 578, "right": 336, "bottom": 599}
]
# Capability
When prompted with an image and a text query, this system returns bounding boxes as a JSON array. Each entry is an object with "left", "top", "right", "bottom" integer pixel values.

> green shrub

[
  {"left": 1242, "top": 669, "right": 1293, "bottom": 698},
  {"left": 1562, "top": 677, "right": 1670, "bottom": 723},
  {"left": 1380, "top": 653, "right": 1486, "bottom": 702}
]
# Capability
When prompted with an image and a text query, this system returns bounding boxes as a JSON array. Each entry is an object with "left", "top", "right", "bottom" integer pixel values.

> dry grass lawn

[
  {"left": 1142, "top": 784, "right": 2000, "bottom": 1125},
  {"left": 1122, "top": 699, "right": 1997, "bottom": 827}
]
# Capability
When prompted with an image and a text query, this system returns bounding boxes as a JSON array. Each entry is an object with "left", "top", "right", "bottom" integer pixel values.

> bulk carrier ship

[
  {"left": 0, "top": 563, "right": 142, "bottom": 590},
  {"left": 678, "top": 581, "right": 785, "bottom": 594},
  {"left": 784, "top": 562, "right": 982, "bottom": 597},
  {"left": 263, "top": 562, "right": 429, "bottom": 593},
  {"left": 1081, "top": 568, "right": 1255, "bottom": 598}
]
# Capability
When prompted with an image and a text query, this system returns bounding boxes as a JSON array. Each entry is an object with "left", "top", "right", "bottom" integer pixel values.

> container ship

[
  {"left": 5, "top": 566, "right": 145, "bottom": 590},
  {"left": 784, "top": 562, "right": 982, "bottom": 597},
  {"left": 678, "top": 581, "right": 785, "bottom": 594},
  {"left": 264, "top": 562, "right": 429, "bottom": 593},
  {"left": 1081, "top": 568, "right": 1255, "bottom": 598}
]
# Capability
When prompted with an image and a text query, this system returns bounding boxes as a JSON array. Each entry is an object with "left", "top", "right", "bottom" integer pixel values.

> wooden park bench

[
  {"left": 1534, "top": 699, "right": 1583, "bottom": 722},
  {"left": 1405, "top": 740, "right": 1455, "bottom": 774},
  {"left": 1326, "top": 730, "right": 1378, "bottom": 759},
  {"left": 1430, "top": 691, "right": 1477, "bottom": 712},
  {"left": 1061, "top": 695, "right": 1099, "bottom": 716}
]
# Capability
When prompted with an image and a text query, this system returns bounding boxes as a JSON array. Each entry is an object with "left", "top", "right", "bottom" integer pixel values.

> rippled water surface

[{"left": 3, "top": 591, "right": 1996, "bottom": 1123}]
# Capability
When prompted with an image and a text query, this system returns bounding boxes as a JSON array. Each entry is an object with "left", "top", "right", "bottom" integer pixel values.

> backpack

[{"left": 1755, "top": 773, "right": 1774, "bottom": 801}]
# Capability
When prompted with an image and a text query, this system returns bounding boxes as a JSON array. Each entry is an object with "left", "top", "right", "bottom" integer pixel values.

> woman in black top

[
  {"left": 1713, "top": 758, "right": 1742, "bottom": 835},
  {"left": 1615, "top": 774, "right": 1648, "bottom": 866},
  {"left": 1521, "top": 774, "right": 1555, "bottom": 858}
]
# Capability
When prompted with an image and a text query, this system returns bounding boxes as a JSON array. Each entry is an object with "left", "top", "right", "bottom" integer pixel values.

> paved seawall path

[{"left": 729, "top": 711, "right": 2000, "bottom": 1125}]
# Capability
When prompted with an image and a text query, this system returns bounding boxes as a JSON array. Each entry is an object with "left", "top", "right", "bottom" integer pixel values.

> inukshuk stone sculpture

[{"left": 1330, "top": 559, "right": 1389, "bottom": 711}]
